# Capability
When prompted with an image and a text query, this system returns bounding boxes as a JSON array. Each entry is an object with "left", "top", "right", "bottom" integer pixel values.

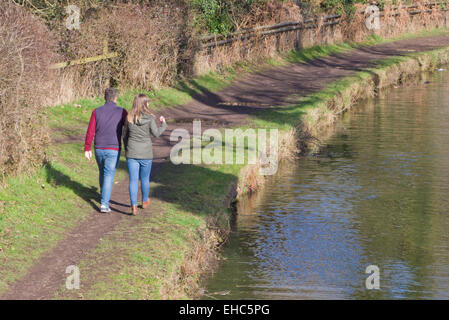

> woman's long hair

[{"left": 128, "top": 94, "right": 153, "bottom": 124}]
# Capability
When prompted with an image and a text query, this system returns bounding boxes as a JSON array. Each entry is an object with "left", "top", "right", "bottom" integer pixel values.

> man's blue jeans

[
  {"left": 95, "top": 149, "right": 120, "bottom": 209},
  {"left": 126, "top": 158, "right": 152, "bottom": 206}
]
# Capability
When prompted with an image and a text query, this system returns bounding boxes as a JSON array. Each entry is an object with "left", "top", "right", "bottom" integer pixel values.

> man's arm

[
  {"left": 84, "top": 110, "right": 96, "bottom": 160},
  {"left": 122, "top": 120, "right": 129, "bottom": 151},
  {"left": 121, "top": 109, "right": 128, "bottom": 150},
  {"left": 122, "top": 109, "right": 128, "bottom": 124}
]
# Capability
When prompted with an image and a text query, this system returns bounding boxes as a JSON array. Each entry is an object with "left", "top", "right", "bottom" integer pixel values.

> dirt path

[{"left": 3, "top": 34, "right": 449, "bottom": 300}]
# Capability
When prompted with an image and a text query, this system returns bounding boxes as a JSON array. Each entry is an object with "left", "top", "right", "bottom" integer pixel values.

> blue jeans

[
  {"left": 95, "top": 149, "right": 120, "bottom": 208},
  {"left": 127, "top": 158, "right": 152, "bottom": 206}
]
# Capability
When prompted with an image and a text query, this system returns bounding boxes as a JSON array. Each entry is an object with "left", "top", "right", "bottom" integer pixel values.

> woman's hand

[{"left": 159, "top": 116, "right": 166, "bottom": 123}]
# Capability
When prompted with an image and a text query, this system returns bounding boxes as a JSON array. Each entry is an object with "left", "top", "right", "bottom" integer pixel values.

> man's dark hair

[{"left": 105, "top": 88, "right": 117, "bottom": 102}]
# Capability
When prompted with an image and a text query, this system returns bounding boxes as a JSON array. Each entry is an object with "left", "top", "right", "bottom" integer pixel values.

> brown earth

[{"left": 3, "top": 34, "right": 449, "bottom": 300}]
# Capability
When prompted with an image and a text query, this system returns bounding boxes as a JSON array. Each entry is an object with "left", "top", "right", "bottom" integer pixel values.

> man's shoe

[
  {"left": 131, "top": 205, "right": 138, "bottom": 215},
  {"left": 142, "top": 198, "right": 151, "bottom": 209},
  {"left": 100, "top": 205, "right": 111, "bottom": 213}
]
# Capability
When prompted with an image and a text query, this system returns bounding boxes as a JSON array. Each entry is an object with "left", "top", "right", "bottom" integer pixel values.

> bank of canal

[{"left": 204, "top": 70, "right": 449, "bottom": 299}]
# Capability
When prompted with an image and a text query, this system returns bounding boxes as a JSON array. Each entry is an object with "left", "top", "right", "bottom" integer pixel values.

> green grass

[
  {"left": 53, "top": 162, "right": 238, "bottom": 299},
  {"left": 0, "top": 142, "right": 128, "bottom": 294},
  {"left": 250, "top": 71, "right": 373, "bottom": 130},
  {"left": 286, "top": 41, "right": 359, "bottom": 64},
  {"left": 285, "top": 28, "right": 449, "bottom": 65},
  {"left": 250, "top": 61, "right": 419, "bottom": 132},
  {"left": 2, "top": 28, "right": 449, "bottom": 298}
]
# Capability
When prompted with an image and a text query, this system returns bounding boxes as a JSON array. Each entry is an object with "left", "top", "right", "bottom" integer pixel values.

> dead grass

[
  {"left": 0, "top": 2, "right": 54, "bottom": 178},
  {"left": 161, "top": 223, "right": 224, "bottom": 299},
  {"left": 342, "top": 1, "right": 449, "bottom": 42},
  {"left": 49, "top": 1, "right": 190, "bottom": 105},
  {"left": 234, "top": 129, "right": 299, "bottom": 198}
]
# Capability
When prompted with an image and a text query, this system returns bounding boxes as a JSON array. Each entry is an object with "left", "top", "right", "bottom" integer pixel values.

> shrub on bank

[
  {"left": 47, "top": 1, "right": 196, "bottom": 103},
  {"left": 0, "top": 2, "right": 54, "bottom": 178},
  {"left": 67, "top": 2, "right": 189, "bottom": 92}
]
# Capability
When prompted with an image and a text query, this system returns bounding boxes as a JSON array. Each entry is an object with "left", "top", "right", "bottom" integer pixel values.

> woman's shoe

[
  {"left": 142, "top": 198, "right": 151, "bottom": 209},
  {"left": 131, "top": 205, "right": 138, "bottom": 215}
]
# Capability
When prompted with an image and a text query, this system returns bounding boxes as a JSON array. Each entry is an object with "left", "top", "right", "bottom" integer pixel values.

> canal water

[{"left": 204, "top": 70, "right": 449, "bottom": 299}]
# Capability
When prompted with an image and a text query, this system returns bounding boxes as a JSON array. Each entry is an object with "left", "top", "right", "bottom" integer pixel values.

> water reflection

[{"left": 204, "top": 71, "right": 449, "bottom": 299}]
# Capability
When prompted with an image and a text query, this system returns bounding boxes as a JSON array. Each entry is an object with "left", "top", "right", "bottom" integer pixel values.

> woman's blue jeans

[
  {"left": 126, "top": 158, "right": 152, "bottom": 206},
  {"left": 95, "top": 149, "right": 120, "bottom": 209}
]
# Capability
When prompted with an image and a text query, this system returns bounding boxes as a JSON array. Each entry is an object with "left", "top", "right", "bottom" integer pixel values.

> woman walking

[{"left": 123, "top": 94, "right": 167, "bottom": 215}]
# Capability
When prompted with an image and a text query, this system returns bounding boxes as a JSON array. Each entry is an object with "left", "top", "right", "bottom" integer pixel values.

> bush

[
  {"left": 105, "top": 2, "right": 191, "bottom": 89},
  {"left": 0, "top": 2, "right": 54, "bottom": 178},
  {"left": 50, "top": 1, "right": 191, "bottom": 99},
  {"left": 191, "top": 0, "right": 235, "bottom": 35},
  {"left": 192, "top": 0, "right": 305, "bottom": 34}
]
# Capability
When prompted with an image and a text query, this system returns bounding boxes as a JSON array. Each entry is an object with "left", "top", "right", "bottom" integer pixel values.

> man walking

[{"left": 84, "top": 88, "right": 127, "bottom": 213}]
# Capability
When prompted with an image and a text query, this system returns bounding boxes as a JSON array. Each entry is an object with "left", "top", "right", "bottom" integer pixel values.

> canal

[{"left": 204, "top": 70, "right": 449, "bottom": 299}]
